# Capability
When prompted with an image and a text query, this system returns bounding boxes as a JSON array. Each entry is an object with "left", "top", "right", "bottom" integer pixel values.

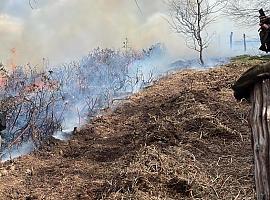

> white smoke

[
  {"left": 0, "top": 0, "right": 262, "bottom": 161},
  {"left": 1, "top": 140, "right": 35, "bottom": 162},
  {"left": 0, "top": 0, "right": 260, "bottom": 67}
]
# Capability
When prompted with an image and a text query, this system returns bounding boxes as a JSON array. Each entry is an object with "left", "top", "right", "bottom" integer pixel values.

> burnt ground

[{"left": 0, "top": 56, "right": 267, "bottom": 200}]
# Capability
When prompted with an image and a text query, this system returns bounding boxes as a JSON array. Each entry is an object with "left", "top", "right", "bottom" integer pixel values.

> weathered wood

[
  {"left": 232, "top": 63, "right": 270, "bottom": 101},
  {"left": 250, "top": 79, "right": 270, "bottom": 200}
]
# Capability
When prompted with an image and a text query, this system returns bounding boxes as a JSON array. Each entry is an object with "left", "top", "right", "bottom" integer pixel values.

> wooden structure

[
  {"left": 250, "top": 80, "right": 270, "bottom": 199},
  {"left": 233, "top": 63, "right": 270, "bottom": 199},
  {"left": 243, "top": 34, "right": 247, "bottom": 52},
  {"left": 230, "top": 32, "right": 233, "bottom": 49}
]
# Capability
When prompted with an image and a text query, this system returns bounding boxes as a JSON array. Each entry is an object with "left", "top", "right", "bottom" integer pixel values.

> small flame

[
  {"left": 23, "top": 78, "right": 59, "bottom": 94},
  {"left": 0, "top": 77, "right": 7, "bottom": 88},
  {"left": 8, "top": 48, "right": 17, "bottom": 70}
]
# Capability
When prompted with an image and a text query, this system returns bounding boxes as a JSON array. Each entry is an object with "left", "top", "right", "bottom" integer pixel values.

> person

[
  {"left": 259, "top": 15, "right": 270, "bottom": 52},
  {"left": 260, "top": 15, "right": 270, "bottom": 29}
]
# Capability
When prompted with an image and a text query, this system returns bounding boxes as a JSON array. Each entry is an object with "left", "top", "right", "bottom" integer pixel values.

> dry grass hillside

[{"left": 0, "top": 55, "right": 269, "bottom": 200}]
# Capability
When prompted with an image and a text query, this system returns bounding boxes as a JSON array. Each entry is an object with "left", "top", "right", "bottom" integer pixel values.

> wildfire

[
  {"left": 0, "top": 48, "right": 17, "bottom": 87},
  {"left": 8, "top": 48, "right": 17, "bottom": 70},
  {"left": 23, "top": 76, "right": 60, "bottom": 94}
]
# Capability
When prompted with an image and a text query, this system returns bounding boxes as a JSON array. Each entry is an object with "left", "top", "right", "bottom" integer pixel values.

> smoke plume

[{"left": 0, "top": 0, "right": 260, "bottom": 67}]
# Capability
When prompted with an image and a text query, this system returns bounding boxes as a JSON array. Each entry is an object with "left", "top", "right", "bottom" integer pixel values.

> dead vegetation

[
  {"left": 0, "top": 45, "right": 163, "bottom": 158},
  {"left": 0, "top": 57, "right": 266, "bottom": 199}
]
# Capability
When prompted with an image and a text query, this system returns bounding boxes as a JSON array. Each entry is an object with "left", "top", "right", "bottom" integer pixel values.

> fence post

[
  {"left": 230, "top": 32, "right": 233, "bottom": 49},
  {"left": 232, "top": 63, "right": 270, "bottom": 200},
  {"left": 243, "top": 33, "right": 247, "bottom": 52},
  {"left": 250, "top": 80, "right": 270, "bottom": 200}
]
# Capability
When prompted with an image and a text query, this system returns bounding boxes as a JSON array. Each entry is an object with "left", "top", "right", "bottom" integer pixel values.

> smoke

[
  {"left": 0, "top": 0, "right": 227, "bottom": 66},
  {"left": 0, "top": 1, "right": 248, "bottom": 161},
  {"left": 0, "top": 0, "right": 261, "bottom": 68},
  {"left": 1, "top": 140, "right": 35, "bottom": 162}
]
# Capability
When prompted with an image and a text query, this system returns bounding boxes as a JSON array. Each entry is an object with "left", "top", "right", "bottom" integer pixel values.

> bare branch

[
  {"left": 29, "top": 0, "right": 37, "bottom": 9},
  {"left": 134, "top": 0, "right": 143, "bottom": 16},
  {"left": 167, "top": 0, "right": 226, "bottom": 65},
  {"left": 225, "top": 0, "right": 270, "bottom": 26}
]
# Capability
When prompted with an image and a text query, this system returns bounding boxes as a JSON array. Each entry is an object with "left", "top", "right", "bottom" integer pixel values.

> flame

[
  {"left": 23, "top": 77, "right": 60, "bottom": 94},
  {"left": 8, "top": 48, "right": 17, "bottom": 70},
  {"left": 0, "top": 76, "right": 7, "bottom": 88}
]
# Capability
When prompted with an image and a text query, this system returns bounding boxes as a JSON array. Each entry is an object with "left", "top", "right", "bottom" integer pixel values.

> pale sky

[{"left": 0, "top": 0, "right": 259, "bottom": 66}]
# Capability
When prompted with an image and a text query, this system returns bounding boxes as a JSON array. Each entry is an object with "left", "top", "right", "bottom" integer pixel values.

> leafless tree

[
  {"left": 168, "top": 0, "right": 226, "bottom": 65},
  {"left": 225, "top": 0, "right": 270, "bottom": 26}
]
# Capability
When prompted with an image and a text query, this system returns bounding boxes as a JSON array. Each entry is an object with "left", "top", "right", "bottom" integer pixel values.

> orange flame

[
  {"left": 0, "top": 76, "right": 7, "bottom": 88},
  {"left": 8, "top": 48, "right": 17, "bottom": 70}
]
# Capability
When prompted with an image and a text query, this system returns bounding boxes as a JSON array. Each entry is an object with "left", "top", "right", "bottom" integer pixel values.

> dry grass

[{"left": 0, "top": 57, "right": 266, "bottom": 199}]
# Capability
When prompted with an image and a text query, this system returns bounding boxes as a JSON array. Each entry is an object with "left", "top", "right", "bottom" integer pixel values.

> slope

[{"left": 0, "top": 56, "right": 267, "bottom": 200}]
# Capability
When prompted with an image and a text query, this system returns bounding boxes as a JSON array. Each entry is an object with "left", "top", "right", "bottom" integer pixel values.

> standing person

[{"left": 259, "top": 10, "right": 270, "bottom": 52}]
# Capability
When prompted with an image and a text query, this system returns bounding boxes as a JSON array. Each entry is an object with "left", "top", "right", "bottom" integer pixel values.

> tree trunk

[
  {"left": 199, "top": 47, "right": 204, "bottom": 66},
  {"left": 196, "top": 0, "right": 204, "bottom": 66},
  {"left": 250, "top": 79, "right": 270, "bottom": 200}
]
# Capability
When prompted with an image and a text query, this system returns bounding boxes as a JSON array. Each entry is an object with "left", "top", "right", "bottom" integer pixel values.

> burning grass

[
  {"left": 0, "top": 44, "right": 165, "bottom": 159},
  {"left": 0, "top": 56, "right": 265, "bottom": 199}
]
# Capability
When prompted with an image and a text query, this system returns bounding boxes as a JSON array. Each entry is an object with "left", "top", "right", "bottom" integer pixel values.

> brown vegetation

[{"left": 0, "top": 57, "right": 266, "bottom": 199}]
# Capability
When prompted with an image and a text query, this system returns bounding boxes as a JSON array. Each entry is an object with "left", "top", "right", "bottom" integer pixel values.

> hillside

[{"left": 0, "top": 56, "right": 268, "bottom": 200}]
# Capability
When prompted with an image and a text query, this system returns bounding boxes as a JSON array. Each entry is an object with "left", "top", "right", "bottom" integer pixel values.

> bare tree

[
  {"left": 168, "top": 0, "right": 225, "bottom": 65},
  {"left": 225, "top": 0, "right": 270, "bottom": 26}
]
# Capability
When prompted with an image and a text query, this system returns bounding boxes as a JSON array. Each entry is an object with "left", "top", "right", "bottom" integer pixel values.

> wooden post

[
  {"left": 232, "top": 63, "right": 270, "bottom": 200},
  {"left": 230, "top": 32, "right": 233, "bottom": 49},
  {"left": 243, "top": 33, "right": 247, "bottom": 52},
  {"left": 250, "top": 79, "right": 270, "bottom": 200}
]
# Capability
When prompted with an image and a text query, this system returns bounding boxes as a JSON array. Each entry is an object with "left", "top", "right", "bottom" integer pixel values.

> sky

[{"left": 0, "top": 0, "right": 260, "bottom": 67}]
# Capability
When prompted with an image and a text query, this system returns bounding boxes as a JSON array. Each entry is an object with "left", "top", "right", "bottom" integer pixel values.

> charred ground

[{"left": 0, "top": 56, "right": 268, "bottom": 199}]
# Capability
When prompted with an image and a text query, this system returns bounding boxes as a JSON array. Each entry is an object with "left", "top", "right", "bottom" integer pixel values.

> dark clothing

[
  {"left": 259, "top": 29, "right": 270, "bottom": 52},
  {"left": 259, "top": 18, "right": 270, "bottom": 52}
]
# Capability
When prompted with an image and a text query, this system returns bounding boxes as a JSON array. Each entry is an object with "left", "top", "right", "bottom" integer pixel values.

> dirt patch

[{"left": 0, "top": 58, "right": 265, "bottom": 199}]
